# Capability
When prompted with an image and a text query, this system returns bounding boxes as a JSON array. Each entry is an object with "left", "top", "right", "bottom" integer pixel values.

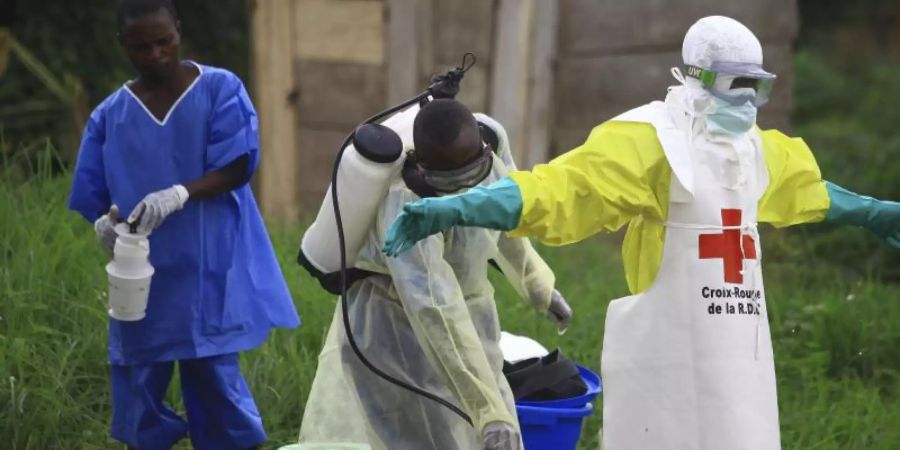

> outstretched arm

[
  {"left": 384, "top": 122, "right": 666, "bottom": 256},
  {"left": 757, "top": 128, "right": 899, "bottom": 248},
  {"left": 823, "top": 182, "right": 899, "bottom": 248},
  {"left": 383, "top": 177, "right": 522, "bottom": 256}
]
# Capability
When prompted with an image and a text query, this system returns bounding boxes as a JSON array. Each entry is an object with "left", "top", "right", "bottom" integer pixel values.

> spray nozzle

[{"left": 428, "top": 52, "right": 476, "bottom": 100}]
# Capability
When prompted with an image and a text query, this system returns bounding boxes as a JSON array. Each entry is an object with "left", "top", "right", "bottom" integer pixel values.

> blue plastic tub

[
  {"left": 517, "top": 403, "right": 593, "bottom": 450},
  {"left": 516, "top": 365, "right": 602, "bottom": 408},
  {"left": 514, "top": 365, "right": 602, "bottom": 450}
]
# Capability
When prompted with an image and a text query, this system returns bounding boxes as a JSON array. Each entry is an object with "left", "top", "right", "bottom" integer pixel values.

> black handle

[{"left": 427, "top": 52, "right": 477, "bottom": 100}]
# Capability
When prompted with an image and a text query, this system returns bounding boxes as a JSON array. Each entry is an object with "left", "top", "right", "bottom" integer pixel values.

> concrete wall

[
  {"left": 291, "top": 0, "right": 387, "bottom": 213},
  {"left": 252, "top": 0, "right": 500, "bottom": 217}
]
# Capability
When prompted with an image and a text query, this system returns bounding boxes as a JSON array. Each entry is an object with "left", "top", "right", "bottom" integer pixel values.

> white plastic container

[
  {"left": 106, "top": 223, "right": 154, "bottom": 321},
  {"left": 300, "top": 104, "right": 418, "bottom": 275}
]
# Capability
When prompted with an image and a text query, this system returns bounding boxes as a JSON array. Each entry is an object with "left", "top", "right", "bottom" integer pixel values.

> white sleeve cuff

[{"left": 173, "top": 184, "right": 190, "bottom": 207}]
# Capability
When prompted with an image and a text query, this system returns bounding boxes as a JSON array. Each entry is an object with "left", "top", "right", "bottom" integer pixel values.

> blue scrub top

[{"left": 69, "top": 63, "right": 300, "bottom": 365}]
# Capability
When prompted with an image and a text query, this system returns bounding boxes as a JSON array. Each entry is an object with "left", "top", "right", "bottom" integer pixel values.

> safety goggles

[
  {"left": 419, "top": 143, "right": 494, "bottom": 193},
  {"left": 685, "top": 62, "right": 776, "bottom": 107}
]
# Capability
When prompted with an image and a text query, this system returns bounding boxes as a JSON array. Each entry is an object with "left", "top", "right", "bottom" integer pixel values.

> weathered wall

[
  {"left": 253, "top": 0, "right": 498, "bottom": 217},
  {"left": 427, "top": 0, "right": 496, "bottom": 112},
  {"left": 292, "top": 0, "right": 386, "bottom": 212}
]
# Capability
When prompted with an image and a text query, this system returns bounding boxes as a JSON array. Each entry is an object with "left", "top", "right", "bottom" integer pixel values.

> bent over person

[{"left": 296, "top": 100, "right": 572, "bottom": 450}]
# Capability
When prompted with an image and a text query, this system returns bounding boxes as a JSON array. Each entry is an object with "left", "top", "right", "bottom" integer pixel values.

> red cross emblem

[{"left": 699, "top": 209, "right": 757, "bottom": 284}]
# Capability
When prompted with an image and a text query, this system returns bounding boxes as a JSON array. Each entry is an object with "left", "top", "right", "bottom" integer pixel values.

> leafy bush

[{"left": 0, "top": 0, "right": 249, "bottom": 159}]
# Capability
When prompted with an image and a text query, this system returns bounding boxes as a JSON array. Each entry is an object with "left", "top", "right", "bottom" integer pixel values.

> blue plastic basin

[
  {"left": 513, "top": 365, "right": 601, "bottom": 450},
  {"left": 516, "top": 403, "right": 593, "bottom": 450}
]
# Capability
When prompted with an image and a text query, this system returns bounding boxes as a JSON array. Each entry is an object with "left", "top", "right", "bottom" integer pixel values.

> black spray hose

[{"left": 330, "top": 54, "right": 477, "bottom": 427}]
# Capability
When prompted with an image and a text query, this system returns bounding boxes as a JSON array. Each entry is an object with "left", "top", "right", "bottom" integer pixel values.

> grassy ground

[{"left": 0, "top": 147, "right": 898, "bottom": 449}]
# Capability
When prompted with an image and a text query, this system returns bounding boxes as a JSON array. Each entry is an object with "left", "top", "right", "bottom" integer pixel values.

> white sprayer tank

[
  {"left": 106, "top": 223, "right": 154, "bottom": 321},
  {"left": 300, "top": 105, "right": 418, "bottom": 277}
]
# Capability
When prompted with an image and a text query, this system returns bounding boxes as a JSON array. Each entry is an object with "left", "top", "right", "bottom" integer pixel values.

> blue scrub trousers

[{"left": 110, "top": 353, "right": 265, "bottom": 450}]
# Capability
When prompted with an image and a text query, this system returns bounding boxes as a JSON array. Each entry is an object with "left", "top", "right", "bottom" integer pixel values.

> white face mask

[{"left": 705, "top": 96, "right": 757, "bottom": 136}]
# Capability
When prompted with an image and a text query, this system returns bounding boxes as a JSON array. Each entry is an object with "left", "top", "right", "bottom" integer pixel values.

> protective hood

[
  {"left": 682, "top": 16, "right": 774, "bottom": 114},
  {"left": 682, "top": 16, "right": 765, "bottom": 70},
  {"left": 664, "top": 70, "right": 714, "bottom": 129}
]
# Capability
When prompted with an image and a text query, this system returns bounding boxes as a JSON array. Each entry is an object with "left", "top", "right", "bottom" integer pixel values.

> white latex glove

[
  {"left": 93, "top": 205, "right": 120, "bottom": 255},
  {"left": 126, "top": 185, "right": 189, "bottom": 234},
  {"left": 482, "top": 421, "right": 522, "bottom": 450},
  {"left": 547, "top": 289, "right": 573, "bottom": 334}
]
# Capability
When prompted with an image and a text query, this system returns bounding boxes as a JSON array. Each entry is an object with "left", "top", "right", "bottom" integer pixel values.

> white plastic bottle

[
  {"left": 300, "top": 104, "right": 418, "bottom": 276},
  {"left": 106, "top": 223, "right": 154, "bottom": 321}
]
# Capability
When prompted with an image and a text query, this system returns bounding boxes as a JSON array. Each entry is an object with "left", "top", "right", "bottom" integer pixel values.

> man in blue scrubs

[{"left": 68, "top": 1, "right": 299, "bottom": 448}]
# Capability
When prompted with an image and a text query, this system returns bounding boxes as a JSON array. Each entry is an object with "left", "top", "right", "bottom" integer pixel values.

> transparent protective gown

[{"left": 291, "top": 153, "right": 556, "bottom": 450}]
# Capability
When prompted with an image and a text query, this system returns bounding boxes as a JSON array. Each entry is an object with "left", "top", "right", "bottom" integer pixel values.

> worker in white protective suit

[
  {"left": 384, "top": 16, "right": 900, "bottom": 450},
  {"left": 292, "top": 99, "right": 572, "bottom": 450}
]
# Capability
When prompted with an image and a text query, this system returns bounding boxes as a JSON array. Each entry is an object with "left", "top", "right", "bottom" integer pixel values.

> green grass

[{"left": 0, "top": 147, "right": 898, "bottom": 449}]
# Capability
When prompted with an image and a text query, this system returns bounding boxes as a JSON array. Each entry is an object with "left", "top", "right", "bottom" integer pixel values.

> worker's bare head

[
  {"left": 412, "top": 99, "right": 494, "bottom": 193},
  {"left": 413, "top": 99, "right": 485, "bottom": 170},
  {"left": 117, "top": 0, "right": 181, "bottom": 83}
]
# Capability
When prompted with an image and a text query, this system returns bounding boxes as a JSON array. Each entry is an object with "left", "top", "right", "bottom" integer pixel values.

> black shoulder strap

[{"left": 297, "top": 247, "right": 378, "bottom": 295}]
